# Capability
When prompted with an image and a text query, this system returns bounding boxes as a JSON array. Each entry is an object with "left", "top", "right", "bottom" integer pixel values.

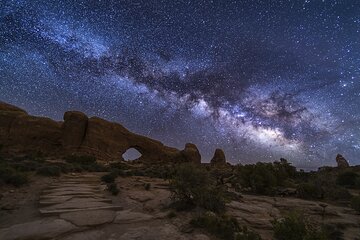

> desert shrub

[
  {"left": 83, "top": 162, "right": 107, "bottom": 172},
  {"left": 144, "top": 183, "right": 151, "bottom": 190},
  {"left": 11, "top": 161, "right": 42, "bottom": 172},
  {"left": 0, "top": 163, "right": 28, "bottom": 186},
  {"left": 233, "top": 160, "right": 296, "bottom": 195},
  {"left": 109, "top": 162, "right": 129, "bottom": 170},
  {"left": 64, "top": 155, "right": 107, "bottom": 172},
  {"left": 107, "top": 183, "right": 119, "bottom": 195},
  {"left": 273, "top": 158, "right": 297, "bottom": 183},
  {"left": 235, "top": 230, "right": 262, "bottom": 240},
  {"left": 351, "top": 196, "right": 360, "bottom": 212},
  {"left": 323, "top": 186, "right": 351, "bottom": 201},
  {"left": 64, "top": 155, "right": 96, "bottom": 165},
  {"left": 236, "top": 163, "right": 277, "bottom": 195},
  {"left": 336, "top": 171, "right": 359, "bottom": 187},
  {"left": 65, "top": 164, "right": 84, "bottom": 173},
  {"left": 272, "top": 212, "right": 327, "bottom": 240},
  {"left": 167, "top": 211, "right": 177, "bottom": 218},
  {"left": 170, "top": 163, "right": 226, "bottom": 213},
  {"left": 296, "top": 183, "right": 321, "bottom": 199},
  {"left": 123, "top": 163, "right": 176, "bottom": 179},
  {"left": 101, "top": 172, "right": 116, "bottom": 183},
  {"left": 36, "top": 165, "right": 61, "bottom": 176},
  {"left": 191, "top": 213, "right": 261, "bottom": 240}
]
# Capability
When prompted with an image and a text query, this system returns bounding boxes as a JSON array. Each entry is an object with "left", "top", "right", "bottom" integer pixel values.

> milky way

[{"left": 1, "top": 0, "right": 359, "bottom": 168}]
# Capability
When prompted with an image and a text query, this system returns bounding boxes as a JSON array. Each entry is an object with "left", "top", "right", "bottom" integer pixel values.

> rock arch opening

[{"left": 122, "top": 147, "right": 142, "bottom": 161}]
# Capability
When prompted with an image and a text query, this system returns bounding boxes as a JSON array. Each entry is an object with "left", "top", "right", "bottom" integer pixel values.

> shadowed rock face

[
  {"left": 0, "top": 102, "right": 195, "bottom": 162},
  {"left": 210, "top": 148, "right": 226, "bottom": 165}
]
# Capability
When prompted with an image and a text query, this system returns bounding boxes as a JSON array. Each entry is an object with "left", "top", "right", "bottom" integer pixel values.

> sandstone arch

[{"left": 0, "top": 102, "right": 204, "bottom": 164}]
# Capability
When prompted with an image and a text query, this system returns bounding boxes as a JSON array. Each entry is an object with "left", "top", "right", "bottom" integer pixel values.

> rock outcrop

[
  {"left": 0, "top": 102, "right": 187, "bottom": 162},
  {"left": 210, "top": 148, "right": 226, "bottom": 165},
  {"left": 62, "top": 111, "right": 88, "bottom": 150},
  {"left": 179, "top": 143, "right": 201, "bottom": 164},
  {"left": 336, "top": 154, "right": 349, "bottom": 168}
]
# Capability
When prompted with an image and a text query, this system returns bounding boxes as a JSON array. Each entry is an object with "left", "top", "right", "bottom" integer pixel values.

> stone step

[
  {"left": 47, "top": 184, "right": 99, "bottom": 189},
  {"left": 39, "top": 198, "right": 112, "bottom": 206},
  {"left": 40, "top": 206, "right": 123, "bottom": 215},
  {"left": 42, "top": 188, "right": 101, "bottom": 194},
  {"left": 41, "top": 191, "right": 103, "bottom": 197},
  {"left": 40, "top": 194, "right": 106, "bottom": 201},
  {"left": 54, "top": 181, "right": 100, "bottom": 184},
  {"left": 40, "top": 199, "right": 114, "bottom": 211},
  {"left": 61, "top": 176, "right": 100, "bottom": 180}
]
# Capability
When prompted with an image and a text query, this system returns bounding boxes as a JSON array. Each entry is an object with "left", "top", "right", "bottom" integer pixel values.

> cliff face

[{"left": 0, "top": 102, "right": 183, "bottom": 162}]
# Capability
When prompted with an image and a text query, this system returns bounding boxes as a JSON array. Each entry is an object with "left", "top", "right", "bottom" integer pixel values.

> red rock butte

[{"left": 0, "top": 101, "right": 209, "bottom": 163}]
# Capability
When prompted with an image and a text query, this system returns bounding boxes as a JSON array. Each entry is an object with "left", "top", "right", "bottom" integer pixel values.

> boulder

[
  {"left": 179, "top": 143, "right": 201, "bottom": 164},
  {"left": 210, "top": 148, "right": 226, "bottom": 165},
  {"left": 62, "top": 111, "right": 88, "bottom": 150},
  {"left": 336, "top": 154, "right": 349, "bottom": 168},
  {"left": 0, "top": 102, "right": 28, "bottom": 144}
]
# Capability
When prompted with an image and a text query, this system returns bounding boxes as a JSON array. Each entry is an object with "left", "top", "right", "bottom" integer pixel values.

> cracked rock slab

[
  {"left": 0, "top": 218, "right": 77, "bottom": 240},
  {"left": 60, "top": 209, "right": 116, "bottom": 226},
  {"left": 114, "top": 210, "right": 154, "bottom": 223},
  {"left": 118, "top": 224, "right": 187, "bottom": 240}
]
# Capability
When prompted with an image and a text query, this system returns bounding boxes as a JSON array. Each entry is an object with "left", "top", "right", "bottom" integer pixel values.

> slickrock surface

[
  {"left": 39, "top": 174, "right": 122, "bottom": 216},
  {"left": 0, "top": 219, "right": 77, "bottom": 240},
  {"left": 227, "top": 194, "right": 360, "bottom": 240},
  {"left": 0, "top": 174, "right": 204, "bottom": 240}
]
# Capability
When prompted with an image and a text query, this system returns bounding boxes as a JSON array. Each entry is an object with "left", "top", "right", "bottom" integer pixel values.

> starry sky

[{"left": 1, "top": 0, "right": 359, "bottom": 168}]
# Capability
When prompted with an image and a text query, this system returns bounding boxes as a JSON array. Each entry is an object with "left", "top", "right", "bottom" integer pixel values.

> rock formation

[
  {"left": 179, "top": 143, "right": 201, "bottom": 164},
  {"left": 336, "top": 154, "right": 349, "bottom": 168},
  {"left": 0, "top": 101, "right": 188, "bottom": 162},
  {"left": 210, "top": 148, "right": 226, "bottom": 165}
]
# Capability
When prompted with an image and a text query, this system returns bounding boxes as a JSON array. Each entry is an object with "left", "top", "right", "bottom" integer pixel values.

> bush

[
  {"left": 64, "top": 155, "right": 96, "bottom": 165},
  {"left": 167, "top": 211, "right": 177, "bottom": 218},
  {"left": 351, "top": 196, "right": 360, "bottom": 212},
  {"left": 170, "top": 163, "right": 226, "bottom": 213},
  {"left": 101, "top": 173, "right": 116, "bottom": 183},
  {"left": 144, "top": 183, "right": 151, "bottom": 190},
  {"left": 323, "top": 186, "right": 351, "bottom": 201},
  {"left": 64, "top": 155, "right": 107, "bottom": 172},
  {"left": 272, "top": 212, "right": 327, "bottom": 240},
  {"left": 0, "top": 164, "right": 28, "bottom": 187},
  {"left": 233, "top": 161, "right": 295, "bottom": 195},
  {"left": 336, "top": 171, "right": 359, "bottom": 187},
  {"left": 191, "top": 213, "right": 261, "bottom": 240},
  {"left": 36, "top": 166, "right": 61, "bottom": 177},
  {"left": 107, "top": 183, "right": 119, "bottom": 195},
  {"left": 296, "top": 183, "right": 321, "bottom": 200}
]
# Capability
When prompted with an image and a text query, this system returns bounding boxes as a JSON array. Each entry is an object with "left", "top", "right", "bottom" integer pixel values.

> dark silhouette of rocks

[
  {"left": 62, "top": 111, "right": 88, "bottom": 150},
  {"left": 336, "top": 154, "right": 349, "bottom": 168},
  {"left": 179, "top": 143, "right": 201, "bottom": 164},
  {"left": 210, "top": 148, "right": 226, "bottom": 165},
  {"left": 0, "top": 102, "right": 205, "bottom": 163}
]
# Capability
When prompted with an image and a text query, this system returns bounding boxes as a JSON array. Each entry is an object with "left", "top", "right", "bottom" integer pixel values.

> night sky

[{"left": 1, "top": 0, "right": 359, "bottom": 168}]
